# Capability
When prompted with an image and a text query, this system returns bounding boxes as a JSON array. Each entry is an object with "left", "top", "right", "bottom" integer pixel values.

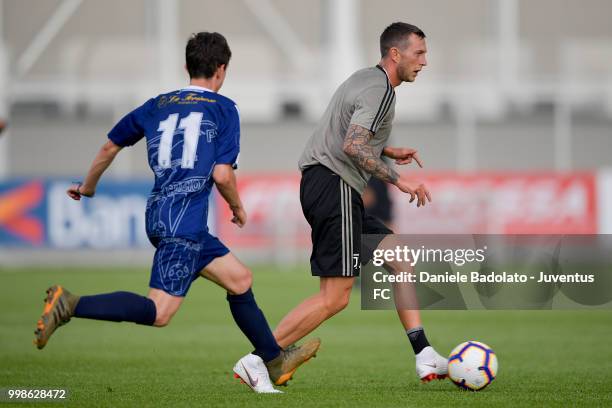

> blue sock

[
  {"left": 74, "top": 291, "right": 156, "bottom": 326},
  {"left": 227, "top": 288, "right": 281, "bottom": 362}
]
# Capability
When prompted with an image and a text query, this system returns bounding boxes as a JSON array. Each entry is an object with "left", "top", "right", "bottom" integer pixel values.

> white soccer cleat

[
  {"left": 233, "top": 353, "right": 283, "bottom": 394},
  {"left": 415, "top": 346, "right": 449, "bottom": 383}
]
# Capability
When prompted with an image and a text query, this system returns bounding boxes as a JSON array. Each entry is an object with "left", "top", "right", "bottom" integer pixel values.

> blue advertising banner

[{"left": 0, "top": 179, "right": 153, "bottom": 249}]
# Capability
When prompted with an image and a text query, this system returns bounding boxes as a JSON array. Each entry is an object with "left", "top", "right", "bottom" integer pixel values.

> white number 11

[{"left": 157, "top": 112, "right": 203, "bottom": 169}]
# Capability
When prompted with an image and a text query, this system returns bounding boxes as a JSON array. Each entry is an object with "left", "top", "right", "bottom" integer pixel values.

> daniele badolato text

[{"left": 371, "top": 271, "right": 595, "bottom": 284}]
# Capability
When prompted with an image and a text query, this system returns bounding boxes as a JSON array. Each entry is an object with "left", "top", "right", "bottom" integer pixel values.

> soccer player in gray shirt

[{"left": 275, "top": 22, "right": 447, "bottom": 382}]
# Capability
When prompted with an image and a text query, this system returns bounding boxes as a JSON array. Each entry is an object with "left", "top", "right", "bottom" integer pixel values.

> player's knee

[
  {"left": 387, "top": 260, "right": 411, "bottom": 275},
  {"left": 153, "top": 311, "right": 173, "bottom": 327},
  {"left": 322, "top": 289, "right": 351, "bottom": 316},
  {"left": 228, "top": 267, "right": 253, "bottom": 295},
  {"left": 150, "top": 300, "right": 178, "bottom": 327}
]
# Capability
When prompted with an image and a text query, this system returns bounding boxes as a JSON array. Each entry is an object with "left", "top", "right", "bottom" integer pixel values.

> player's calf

[
  {"left": 35, "top": 288, "right": 161, "bottom": 349},
  {"left": 272, "top": 277, "right": 353, "bottom": 348}
]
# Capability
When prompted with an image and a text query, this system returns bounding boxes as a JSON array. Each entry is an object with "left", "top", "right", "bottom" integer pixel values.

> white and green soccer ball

[{"left": 448, "top": 341, "right": 498, "bottom": 391}]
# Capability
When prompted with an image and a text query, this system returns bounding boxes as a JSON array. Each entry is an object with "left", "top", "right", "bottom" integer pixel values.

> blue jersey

[{"left": 108, "top": 85, "right": 240, "bottom": 243}]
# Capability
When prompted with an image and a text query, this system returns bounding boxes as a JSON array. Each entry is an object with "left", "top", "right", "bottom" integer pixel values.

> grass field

[{"left": 1, "top": 265, "right": 611, "bottom": 407}]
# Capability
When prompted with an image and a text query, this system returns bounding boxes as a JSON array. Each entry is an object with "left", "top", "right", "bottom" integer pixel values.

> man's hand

[
  {"left": 67, "top": 183, "right": 95, "bottom": 201},
  {"left": 383, "top": 147, "right": 423, "bottom": 167},
  {"left": 213, "top": 164, "right": 247, "bottom": 228},
  {"left": 66, "top": 140, "right": 122, "bottom": 201},
  {"left": 395, "top": 176, "right": 431, "bottom": 207},
  {"left": 230, "top": 205, "right": 247, "bottom": 227}
]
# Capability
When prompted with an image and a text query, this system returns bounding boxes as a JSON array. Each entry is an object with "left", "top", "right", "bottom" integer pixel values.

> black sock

[
  {"left": 407, "top": 326, "right": 430, "bottom": 354},
  {"left": 227, "top": 288, "right": 281, "bottom": 362},
  {"left": 74, "top": 291, "right": 157, "bottom": 326}
]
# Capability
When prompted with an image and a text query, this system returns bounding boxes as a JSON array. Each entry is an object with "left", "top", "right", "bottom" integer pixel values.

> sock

[
  {"left": 227, "top": 288, "right": 281, "bottom": 362},
  {"left": 407, "top": 326, "right": 431, "bottom": 354},
  {"left": 74, "top": 291, "right": 156, "bottom": 326}
]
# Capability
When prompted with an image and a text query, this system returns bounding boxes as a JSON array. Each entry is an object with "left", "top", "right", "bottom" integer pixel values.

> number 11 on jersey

[{"left": 157, "top": 112, "right": 204, "bottom": 169}]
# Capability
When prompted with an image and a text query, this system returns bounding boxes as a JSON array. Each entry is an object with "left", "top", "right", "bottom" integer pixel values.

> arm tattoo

[{"left": 342, "top": 124, "right": 399, "bottom": 184}]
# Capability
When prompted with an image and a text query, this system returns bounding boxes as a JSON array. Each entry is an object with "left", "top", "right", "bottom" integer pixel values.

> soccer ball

[{"left": 448, "top": 341, "right": 498, "bottom": 391}]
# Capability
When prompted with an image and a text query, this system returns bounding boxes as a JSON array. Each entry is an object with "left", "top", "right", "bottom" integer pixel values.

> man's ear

[
  {"left": 215, "top": 64, "right": 227, "bottom": 79},
  {"left": 390, "top": 48, "right": 400, "bottom": 63}
]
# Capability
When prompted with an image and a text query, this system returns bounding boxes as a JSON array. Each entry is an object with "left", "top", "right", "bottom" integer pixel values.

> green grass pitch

[{"left": 1, "top": 265, "right": 611, "bottom": 407}]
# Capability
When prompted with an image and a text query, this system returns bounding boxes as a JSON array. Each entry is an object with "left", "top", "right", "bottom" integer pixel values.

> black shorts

[{"left": 300, "top": 165, "right": 393, "bottom": 277}]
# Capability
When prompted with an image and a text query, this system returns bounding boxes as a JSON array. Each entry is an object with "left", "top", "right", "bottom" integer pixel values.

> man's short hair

[
  {"left": 380, "top": 22, "right": 426, "bottom": 57},
  {"left": 185, "top": 32, "right": 232, "bottom": 79}
]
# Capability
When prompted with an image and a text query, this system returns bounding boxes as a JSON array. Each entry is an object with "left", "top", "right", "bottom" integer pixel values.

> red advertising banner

[
  {"left": 393, "top": 172, "right": 597, "bottom": 234},
  {"left": 216, "top": 172, "right": 598, "bottom": 248},
  {"left": 215, "top": 173, "right": 310, "bottom": 248}
]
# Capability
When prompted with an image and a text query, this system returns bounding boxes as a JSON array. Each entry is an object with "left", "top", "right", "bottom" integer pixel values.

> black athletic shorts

[{"left": 300, "top": 165, "right": 393, "bottom": 277}]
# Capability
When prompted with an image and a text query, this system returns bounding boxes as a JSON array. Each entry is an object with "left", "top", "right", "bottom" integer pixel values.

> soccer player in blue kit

[{"left": 33, "top": 32, "right": 319, "bottom": 394}]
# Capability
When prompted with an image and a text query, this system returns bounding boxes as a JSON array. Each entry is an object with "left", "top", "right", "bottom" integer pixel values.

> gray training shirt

[{"left": 298, "top": 65, "right": 396, "bottom": 194}]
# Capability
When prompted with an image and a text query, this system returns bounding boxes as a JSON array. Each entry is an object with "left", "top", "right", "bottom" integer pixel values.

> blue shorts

[{"left": 149, "top": 234, "right": 230, "bottom": 297}]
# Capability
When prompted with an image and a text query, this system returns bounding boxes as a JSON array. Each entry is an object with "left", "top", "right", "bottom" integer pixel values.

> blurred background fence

[{"left": 0, "top": 0, "right": 611, "bottom": 265}]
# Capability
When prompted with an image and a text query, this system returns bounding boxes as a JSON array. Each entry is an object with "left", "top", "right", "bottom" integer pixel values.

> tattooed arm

[
  {"left": 342, "top": 124, "right": 432, "bottom": 207},
  {"left": 342, "top": 124, "right": 399, "bottom": 184}
]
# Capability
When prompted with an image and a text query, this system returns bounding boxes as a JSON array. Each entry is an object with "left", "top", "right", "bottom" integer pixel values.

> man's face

[{"left": 393, "top": 34, "right": 428, "bottom": 83}]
